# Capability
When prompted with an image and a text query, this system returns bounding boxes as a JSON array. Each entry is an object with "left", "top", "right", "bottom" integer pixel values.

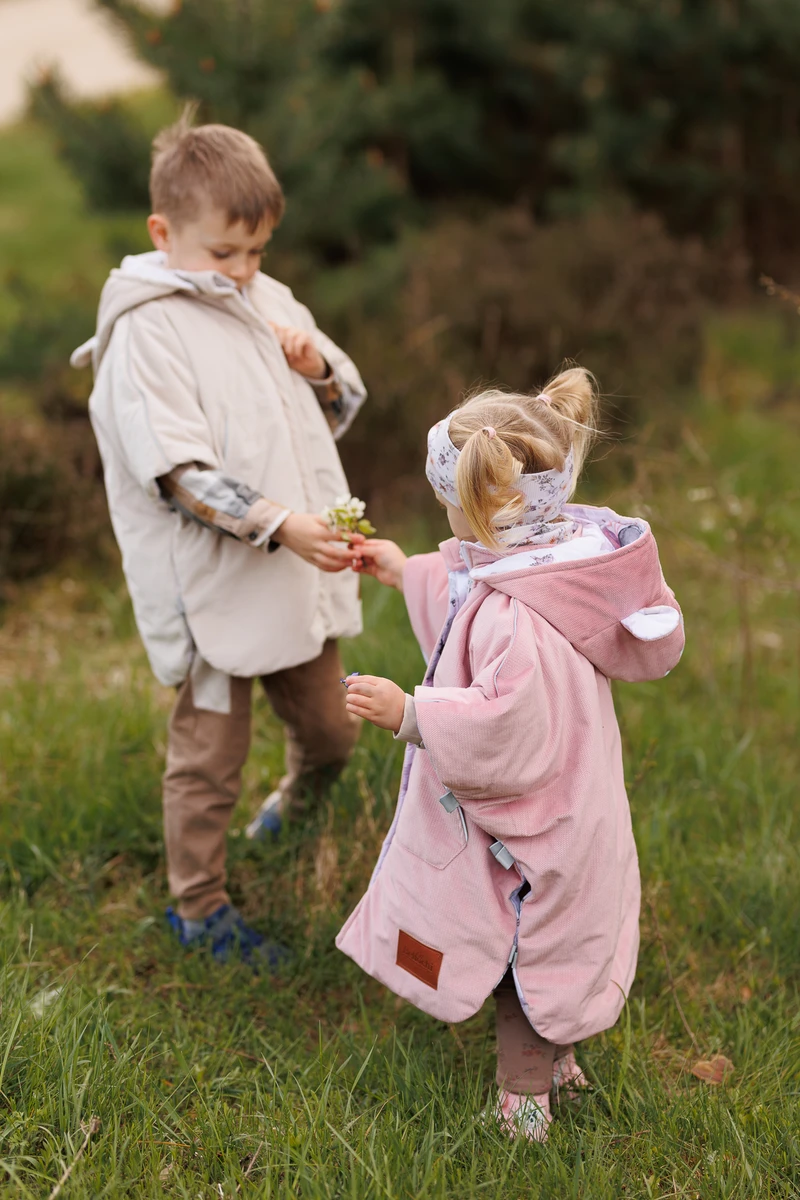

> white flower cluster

[{"left": 321, "top": 493, "right": 375, "bottom": 538}]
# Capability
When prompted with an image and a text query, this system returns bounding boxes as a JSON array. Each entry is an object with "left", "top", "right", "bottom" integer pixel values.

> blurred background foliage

[{"left": 3, "top": 0, "right": 800, "bottom": 592}]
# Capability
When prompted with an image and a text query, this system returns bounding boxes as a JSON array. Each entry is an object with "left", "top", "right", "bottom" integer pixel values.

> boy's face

[{"left": 147, "top": 206, "right": 274, "bottom": 288}]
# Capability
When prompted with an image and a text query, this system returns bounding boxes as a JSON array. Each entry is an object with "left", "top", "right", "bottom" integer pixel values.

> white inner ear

[{"left": 621, "top": 606, "right": 681, "bottom": 641}]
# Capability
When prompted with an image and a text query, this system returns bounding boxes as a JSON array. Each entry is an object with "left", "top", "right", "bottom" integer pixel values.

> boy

[{"left": 71, "top": 116, "right": 366, "bottom": 963}]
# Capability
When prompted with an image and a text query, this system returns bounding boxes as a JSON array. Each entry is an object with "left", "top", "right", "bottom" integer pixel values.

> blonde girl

[{"left": 338, "top": 367, "right": 684, "bottom": 1141}]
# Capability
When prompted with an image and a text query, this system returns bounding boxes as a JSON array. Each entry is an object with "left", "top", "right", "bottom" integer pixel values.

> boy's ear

[{"left": 147, "top": 213, "right": 171, "bottom": 252}]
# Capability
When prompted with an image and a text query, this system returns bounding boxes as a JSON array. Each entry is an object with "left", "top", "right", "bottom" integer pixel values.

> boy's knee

[{"left": 317, "top": 708, "right": 361, "bottom": 770}]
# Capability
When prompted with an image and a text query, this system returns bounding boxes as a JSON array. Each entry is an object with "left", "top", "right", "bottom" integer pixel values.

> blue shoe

[
  {"left": 244, "top": 789, "right": 285, "bottom": 840},
  {"left": 165, "top": 904, "right": 289, "bottom": 970}
]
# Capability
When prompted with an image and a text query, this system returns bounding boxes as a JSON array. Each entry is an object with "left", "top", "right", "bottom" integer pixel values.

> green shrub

[
  {"left": 0, "top": 271, "right": 97, "bottom": 383},
  {"left": 0, "top": 412, "right": 108, "bottom": 595},
  {"left": 316, "top": 206, "right": 747, "bottom": 511},
  {"left": 28, "top": 74, "right": 152, "bottom": 213}
]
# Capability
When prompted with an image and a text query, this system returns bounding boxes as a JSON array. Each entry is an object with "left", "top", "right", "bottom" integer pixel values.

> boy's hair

[
  {"left": 150, "top": 108, "right": 285, "bottom": 231},
  {"left": 449, "top": 365, "right": 600, "bottom": 550}
]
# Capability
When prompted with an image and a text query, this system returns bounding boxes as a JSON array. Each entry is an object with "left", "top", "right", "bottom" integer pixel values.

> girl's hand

[
  {"left": 269, "top": 322, "right": 328, "bottom": 380},
  {"left": 356, "top": 539, "right": 407, "bottom": 591},
  {"left": 273, "top": 513, "right": 364, "bottom": 572},
  {"left": 345, "top": 674, "right": 406, "bottom": 733}
]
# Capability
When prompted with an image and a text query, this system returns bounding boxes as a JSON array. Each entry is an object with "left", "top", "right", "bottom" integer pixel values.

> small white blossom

[{"left": 322, "top": 493, "right": 375, "bottom": 538}]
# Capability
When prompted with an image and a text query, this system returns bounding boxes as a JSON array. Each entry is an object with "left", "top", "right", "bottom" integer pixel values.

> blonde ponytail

[
  {"left": 456, "top": 427, "right": 525, "bottom": 549},
  {"left": 448, "top": 364, "right": 600, "bottom": 550},
  {"left": 538, "top": 364, "right": 599, "bottom": 478}
]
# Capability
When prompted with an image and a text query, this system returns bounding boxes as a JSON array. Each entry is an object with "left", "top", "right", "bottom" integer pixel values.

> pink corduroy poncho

[{"left": 336, "top": 505, "right": 684, "bottom": 1046}]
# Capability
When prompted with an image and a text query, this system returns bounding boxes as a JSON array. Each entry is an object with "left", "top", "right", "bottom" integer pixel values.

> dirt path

[{"left": 0, "top": 0, "right": 163, "bottom": 125}]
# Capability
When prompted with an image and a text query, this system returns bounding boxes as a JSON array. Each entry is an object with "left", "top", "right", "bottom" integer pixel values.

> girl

[{"left": 336, "top": 367, "right": 684, "bottom": 1141}]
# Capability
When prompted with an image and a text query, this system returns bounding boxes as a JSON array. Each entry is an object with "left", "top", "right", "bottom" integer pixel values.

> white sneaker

[
  {"left": 492, "top": 1089, "right": 552, "bottom": 1143},
  {"left": 244, "top": 789, "right": 285, "bottom": 840}
]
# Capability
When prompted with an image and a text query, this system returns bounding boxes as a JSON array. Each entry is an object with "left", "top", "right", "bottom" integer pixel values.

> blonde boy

[{"left": 72, "top": 117, "right": 366, "bottom": 963}]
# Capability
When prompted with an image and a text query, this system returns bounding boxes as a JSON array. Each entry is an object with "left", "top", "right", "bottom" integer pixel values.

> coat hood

[
  {"left": 445, "top": 504, "right": 684, "bottom": 683},
  {"left": 70, "top": 251, "right": 248, "bottom": 372}
]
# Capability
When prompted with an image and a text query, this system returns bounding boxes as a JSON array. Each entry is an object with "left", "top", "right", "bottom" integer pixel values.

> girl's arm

[
  {"left": 411, "top": 597, "right": 558, "bottom": 804},
  {"left": 357, "top": 539, "right": 408, "bottom": 591},
  {"left": 347, "top": 595, "right": 559, "bottom": 804},
  {"left": 359, "top": 543, "right": 452, "bottom": 665}
]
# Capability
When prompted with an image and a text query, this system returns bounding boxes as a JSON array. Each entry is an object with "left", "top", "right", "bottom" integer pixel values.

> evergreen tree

[{"left": 29, "top": 0, "right": 800, "bottom": 269}]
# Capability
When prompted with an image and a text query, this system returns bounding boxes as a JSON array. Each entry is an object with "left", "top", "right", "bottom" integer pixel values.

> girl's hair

[{"left": 449, "top": 365, "right": 600, "bottom": 549}]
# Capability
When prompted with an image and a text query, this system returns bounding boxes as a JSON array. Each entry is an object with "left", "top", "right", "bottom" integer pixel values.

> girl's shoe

[
  {"left": 165, "top": 904, "right": 288, "bottom": 970},
  {"left": 244, "top": 789, "right": 285, "bottom": 840},
  {"left": 552, "top": 1051, "right": 589, "bottom": 1101},
  {"left": 492, "top": 1089, "right": 552, "bottom": 1143}
]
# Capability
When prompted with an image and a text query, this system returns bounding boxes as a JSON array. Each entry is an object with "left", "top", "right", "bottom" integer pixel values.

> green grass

[{"left": 1, "top": 383, "right": 799, "bottom": 1197}]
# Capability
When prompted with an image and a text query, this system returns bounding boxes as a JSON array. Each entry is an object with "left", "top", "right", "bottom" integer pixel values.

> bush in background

[
  {"left": 0, "top": 202, "right": 746, "bottom": 583},
  {"left": 0, "top": 411, "right": 107, "bottom": 595},
  {"left": 8, "top": 0, "right": 795, "bottom": 581},
  {"left": 321, "top": 206, "right": 747, "bottom": 510},
  {"left": 28, "top": 74, "right": 152, "bottom": 213},
  {"left": 78, "top": 0, "right": 800, "bottom": 275}
]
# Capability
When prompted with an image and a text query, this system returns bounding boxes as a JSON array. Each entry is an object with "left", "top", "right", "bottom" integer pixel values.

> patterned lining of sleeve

[{"left": 158, "top": 464, "right": 290, "bottom": 550}]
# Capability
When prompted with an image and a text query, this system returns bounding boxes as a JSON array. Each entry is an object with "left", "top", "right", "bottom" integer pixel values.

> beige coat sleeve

[
  {"left": 158, "top": 465, "right": 289, "bottom": 549},
  {"left": 280, "top": 296, "right": 367, "bottom": 439},
  {"left": 109, "top": 304, "right": 222, "bottom": 497}
]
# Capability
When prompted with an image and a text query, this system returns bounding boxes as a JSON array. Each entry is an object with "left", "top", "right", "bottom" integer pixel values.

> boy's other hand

[
  {"left": 344, "top": 675, "right": 406, "bottom": 733},
  {"left": 269, "top": 322, "right": 327, "bottom": 380},
  {"left": 356, "top": 539, "right": 407, "bottom": 591},
  {"left": 273, "top": 513, "right": 363, "bottom": 572}
]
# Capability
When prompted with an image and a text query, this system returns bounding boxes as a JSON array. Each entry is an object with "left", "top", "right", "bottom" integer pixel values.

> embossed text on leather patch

[{"left": 396, "top": 930, "right": 443, "bottom": 990}]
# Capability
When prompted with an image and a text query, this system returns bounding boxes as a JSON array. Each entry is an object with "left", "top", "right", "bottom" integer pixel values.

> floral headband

[{"left": 425, "top": 409, "right": 575, "bottom": 543}]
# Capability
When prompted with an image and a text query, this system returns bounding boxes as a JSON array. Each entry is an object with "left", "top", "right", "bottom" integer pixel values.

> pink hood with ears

[
  {"left": 337, "top": 505, "right": 683, "bottom": 1044},
  {"left": 455, "top": 503, "right": 684, "bottom": 683}
]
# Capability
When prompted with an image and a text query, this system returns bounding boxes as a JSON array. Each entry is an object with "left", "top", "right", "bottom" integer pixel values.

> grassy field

[{"left": 1, "top": 346, "right": 799, "bottom": 1196}]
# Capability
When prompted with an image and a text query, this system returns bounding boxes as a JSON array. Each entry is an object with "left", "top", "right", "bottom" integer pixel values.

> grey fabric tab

[
  {"left": 490, "top": 840, "right": 515, "bottom": 870},
  {"left": 439, "top": 790, "right": 459, "bottom": 813}
]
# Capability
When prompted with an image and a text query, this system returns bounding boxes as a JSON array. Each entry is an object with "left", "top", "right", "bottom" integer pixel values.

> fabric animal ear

[
  {"left": 621, "top": 606, "right": 682, "bottom": 642},
  {"left": 70, "top": 337, "right": 96, "bottom": 369}
]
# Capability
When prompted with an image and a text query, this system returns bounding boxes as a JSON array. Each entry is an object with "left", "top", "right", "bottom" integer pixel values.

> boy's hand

[
  {"left": 273, "top": 513, "right": 364, "bottom": 572},
  {"left": 356, "top": 539, "right": 407, "bottom": 591},
  {"left": 344, "top": 675, "right": 406, "bottom": 733},
  {"left": 269, "top": 322, "right": 327, "bottom": 380}
]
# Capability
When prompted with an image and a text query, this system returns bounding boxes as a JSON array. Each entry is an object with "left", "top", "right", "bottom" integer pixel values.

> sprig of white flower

[{"left": 321, "top": 493, "right": 376, "bottom": 539}]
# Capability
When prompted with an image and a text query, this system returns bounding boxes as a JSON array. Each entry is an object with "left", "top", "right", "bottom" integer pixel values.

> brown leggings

[{"left": 494, "top": 969, "right": 574, "bottom": 1094}]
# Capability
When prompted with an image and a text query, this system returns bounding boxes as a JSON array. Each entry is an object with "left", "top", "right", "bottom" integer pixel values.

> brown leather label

[{"left": 396, "top": 930, "right": 443, "bottom": 990}]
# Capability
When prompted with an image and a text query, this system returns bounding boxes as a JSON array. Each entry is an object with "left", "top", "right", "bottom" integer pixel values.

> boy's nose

[{"left": 228, "top": 264, "right": 253, "bottom": 284}]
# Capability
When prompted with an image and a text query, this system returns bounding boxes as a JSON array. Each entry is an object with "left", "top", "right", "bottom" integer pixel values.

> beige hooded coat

[{"left": 72, "top": 252, "right": 365, "bottom": 685}]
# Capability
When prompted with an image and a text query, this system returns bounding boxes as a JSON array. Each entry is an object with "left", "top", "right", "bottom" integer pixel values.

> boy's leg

[
  {"left": 163, "top": 674, "right": 252, "bottom": 919},
  {"left": 260, "top": 639, "right": 360, "bottom": 817}
]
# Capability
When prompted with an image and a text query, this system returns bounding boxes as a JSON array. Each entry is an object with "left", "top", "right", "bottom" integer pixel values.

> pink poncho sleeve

[
  {"left": 402, "top": 551, "right": 450, "bottom": 662},
  {"left": 412, "top": 592, "right": 560, "bottom": 807}
]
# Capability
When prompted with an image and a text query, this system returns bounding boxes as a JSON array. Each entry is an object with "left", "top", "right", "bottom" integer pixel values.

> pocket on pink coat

[{"left": 394, "top": 783, "right": 468, "bottom": 870}]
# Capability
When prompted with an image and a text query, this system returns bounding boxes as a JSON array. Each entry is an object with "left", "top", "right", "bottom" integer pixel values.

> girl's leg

[
  {"left": 494, "top": 969, "right": 556, "bottom": 1095},
  {"left": 552, "top": 1043, "right": 589, "bottom": 1098}
]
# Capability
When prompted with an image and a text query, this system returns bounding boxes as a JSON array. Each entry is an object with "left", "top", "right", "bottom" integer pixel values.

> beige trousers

[{"left": 163, "top": 640, "right": 360, "bottom": 919}]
